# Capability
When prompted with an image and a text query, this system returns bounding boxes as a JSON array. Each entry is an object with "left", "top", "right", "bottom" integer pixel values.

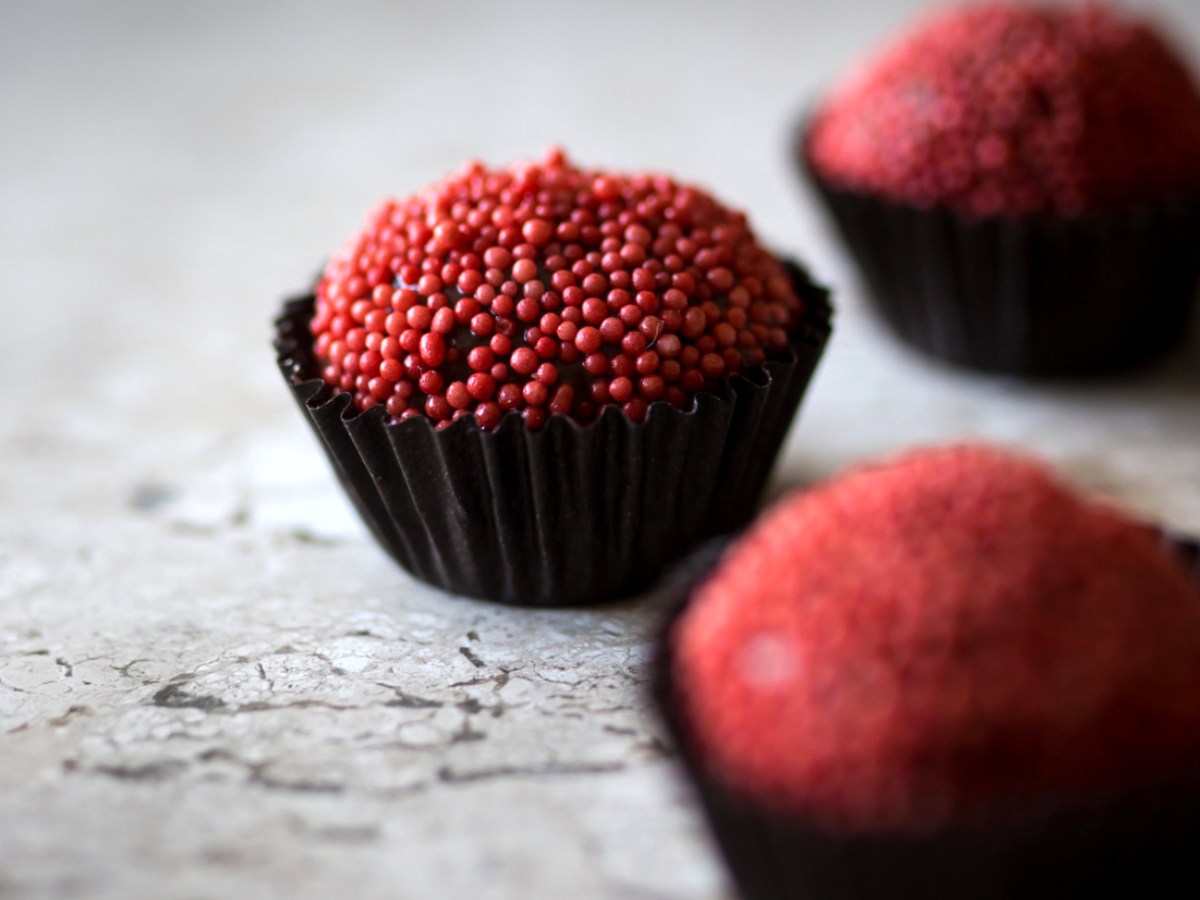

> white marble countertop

[{"left": 3, "top": 1, "right": 1199, "bottom": 897}]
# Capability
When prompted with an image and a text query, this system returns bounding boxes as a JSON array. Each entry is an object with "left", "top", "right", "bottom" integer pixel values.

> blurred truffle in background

[{"left": 797, "top": 2, "right": 1200, "bottom": 376}]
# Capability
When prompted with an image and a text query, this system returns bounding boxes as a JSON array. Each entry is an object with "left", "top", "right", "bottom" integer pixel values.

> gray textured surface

[{"left": 3, "top": 1, "right": 1200, "bottom": 897}]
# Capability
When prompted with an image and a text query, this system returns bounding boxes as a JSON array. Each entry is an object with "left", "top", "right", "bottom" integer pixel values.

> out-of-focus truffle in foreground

[{"left": 660, "top": 444, "right": 1200, "bottom": 898}]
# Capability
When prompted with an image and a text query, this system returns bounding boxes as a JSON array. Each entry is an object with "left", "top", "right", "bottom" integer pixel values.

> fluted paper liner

[
  {"left": 273, "top": 264, "right": 831, "bottom": 607},
  {"left": 653, "top": 533, "right": 1200, "bottom": 899},
  {"left": 796, "top": 123, "right": 1200, "bottom": 375}
]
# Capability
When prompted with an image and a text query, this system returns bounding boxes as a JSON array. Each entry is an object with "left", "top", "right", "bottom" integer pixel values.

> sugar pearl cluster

[
  {"left": 311, "top": 149, "right": 805, "bottom": 430},
  {"left": 808, "top": 3, "right": 1200, "bottom": 217}
]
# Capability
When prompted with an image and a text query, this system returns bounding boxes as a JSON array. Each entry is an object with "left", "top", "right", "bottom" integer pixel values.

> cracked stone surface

[
  {"left": 2, "top": 522, "right": 697, "bottom": 899},
  {"left": 2, "top": 1, "right": 1199, "bottom": 898}
]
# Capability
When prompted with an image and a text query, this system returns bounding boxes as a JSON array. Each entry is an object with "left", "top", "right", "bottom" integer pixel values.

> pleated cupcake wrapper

[
  {"left": 795, "top": 127, "right": 1200, "bottom": 376},
  {"left": 653, "top": 532, "right": 1200, "bottom": 900},
  {"left": 273, "top": 265, "right": 832, "bottom": 607}
]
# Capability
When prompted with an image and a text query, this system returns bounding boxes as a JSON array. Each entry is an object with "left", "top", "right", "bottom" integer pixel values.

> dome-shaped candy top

[
  {"left": 672, "top": 445, "right": 1200, "bottom": 833},
  {"left": 311, "top": 150, "right": 806, "bottom": 430},
  {"left": 807, "top": 3, "right": 1200, "bottom": 217}
]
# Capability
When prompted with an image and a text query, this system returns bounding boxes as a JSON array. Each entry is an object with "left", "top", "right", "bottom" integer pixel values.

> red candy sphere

[
  {"left": 808, "top": 4, "right": 1200, "bottom": 217},
  {"left": 311, "top": 150, "right": 805, "bottom": 427},
  {"left": 673, "top": 445, "right": 1200, "bottom": 833}
]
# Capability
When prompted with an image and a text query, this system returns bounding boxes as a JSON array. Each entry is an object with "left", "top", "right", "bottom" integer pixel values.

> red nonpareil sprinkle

[
  {"left": 672, "top": 445, "right": 1200, "bottom": 834},
  {"left": 311, "top": 149, "right": 806, "bottom": 427},
  {"left": 807, "top": 3, "right": 1200, "bottom": 217}
]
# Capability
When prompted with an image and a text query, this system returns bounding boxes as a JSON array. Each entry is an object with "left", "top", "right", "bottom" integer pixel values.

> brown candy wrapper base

[
  {"left": 653, "top": 533, "right": 1200, "bottom": 899},
  {"left": 273, "top": 265, "right": 831, "bottom": 607},
  {"left": 796, "top": 130, "right": 1200, "bottom": 376}
]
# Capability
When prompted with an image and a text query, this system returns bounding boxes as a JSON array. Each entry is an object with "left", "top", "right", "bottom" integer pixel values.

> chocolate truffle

[
  {"left": 797, "top": 3, "right": 1200, "bottom": 374},
  {"left": 311, "top": 148, "right": 806, "bottom": 430},
  {"left": 275, "top": 150, "right": 831, "bottom": 605},
  {"left": 673, "top": 444, "right": 1200, "bottom": 833},
  {"left": 807, "top": 3, "right": 1200, "bottom": 217},
  {"left": 658, "top": 444, "right": 1200, "bottom": 897}
]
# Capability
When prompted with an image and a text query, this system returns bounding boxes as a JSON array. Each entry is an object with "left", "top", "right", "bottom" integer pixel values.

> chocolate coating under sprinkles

[{"left": 311, "top": 149, "right": 806, "bottom": 429}]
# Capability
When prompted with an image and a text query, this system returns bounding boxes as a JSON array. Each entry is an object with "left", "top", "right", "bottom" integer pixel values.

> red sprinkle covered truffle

[
  {"left": 672, "top": 445, "right": 1200, "bottom": 833},
  {"left": 808, "top": 3, "right": 1200, "bottom": 217},
  {"left": 310, "top": 149, "right": 806, "bottom": 429}
]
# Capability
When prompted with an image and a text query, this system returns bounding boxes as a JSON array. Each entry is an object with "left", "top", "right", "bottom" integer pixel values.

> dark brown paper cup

[
  {"left": 796, "top": 124, "right": 1200, "bottom": 376},
  {"left": 273, "top": 264, "right": 832, "bottom": 607},
  {"left": 653, "top": 533, "right": 1200, "bottom": 899}
]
